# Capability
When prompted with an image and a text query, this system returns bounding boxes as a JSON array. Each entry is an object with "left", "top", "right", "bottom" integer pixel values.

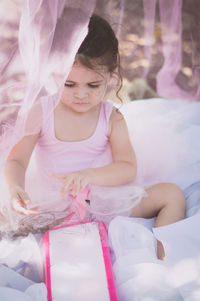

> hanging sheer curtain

[
  {"left": 156, "top": 0, "right": 190, "bottom": 99},
  {"left": 141, "top": 0, "right": 199, "bottom": 100},
  {"left": 0, "top": 0, "right": 96, "bottom": 157}
]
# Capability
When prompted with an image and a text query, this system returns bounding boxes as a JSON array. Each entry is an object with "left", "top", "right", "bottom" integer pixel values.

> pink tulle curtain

[
  {"left": 142, "top": 0, "right": 199, "bottom": 100},
  {"left": 0, "top": 0, "right": 96, "bottom": 155},
  {"left": 18, "top": 0, "right": 97, "bottom": 115},
  {"left": 157, "top": 0, "right": 187, "bottom": 99},
  {"left": 142, "top": 0, "right": 156, "bottom": 78}
]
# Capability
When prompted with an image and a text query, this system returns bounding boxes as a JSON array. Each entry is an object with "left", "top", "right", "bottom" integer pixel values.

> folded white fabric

[
  {"left": 0, "top": 284, "right": 47, "bottom": 301},
  {"left": 153, "top": 214, "right": 200, "bottom": 300},
  {"left": 0, "top": 265, "right": 47, "bottom": 301},
  {"left": 0, "top": 233, "right": 43, "bottom": 282},
  {"left": 108, "top": 216, "right": 189, "bottom": 301}
]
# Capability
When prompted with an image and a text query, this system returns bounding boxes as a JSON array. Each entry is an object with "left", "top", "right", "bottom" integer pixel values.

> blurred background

[{"left": 95, "top": 0, "right": 200, "bottom": 102}]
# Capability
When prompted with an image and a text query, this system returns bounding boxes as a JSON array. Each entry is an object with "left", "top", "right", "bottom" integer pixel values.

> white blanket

[
  {"left": 0, "top": 234, "right": 47, "bottom": 301},
  {"left": 1, "top": 185, "right": 200, "bottom": 301},
  {"left": 108, "top": 182, "right": 200, "bottom": 301}
]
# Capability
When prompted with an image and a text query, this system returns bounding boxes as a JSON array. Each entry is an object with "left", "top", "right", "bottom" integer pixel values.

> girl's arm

[
  {"left": 4, "top": 133, "right": 40, "bottom": 215},
  {"left": 88, "top": 109, "right": 137, "bottom": 186},
  {"left": 5, "top": 133, "right": 40, "bottom": 191},
  {"left": 4, "top": 103, "right": 42, "bottom": 214},
  {"left": 55, "top": 109, "right": 137, "bottom": 196}
]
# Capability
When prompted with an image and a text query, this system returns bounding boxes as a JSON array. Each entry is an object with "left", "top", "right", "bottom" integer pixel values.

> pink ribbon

[{"left": 64, "top": 187, "right": 90, "bottom": 223}]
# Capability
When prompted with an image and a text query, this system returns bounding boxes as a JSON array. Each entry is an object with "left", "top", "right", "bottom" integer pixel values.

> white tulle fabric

[
  {"left": 120, "top": 98, "right": 200, "bottom": 190},
  {"left": 89, "top": 98, "right": 200, "bottom": 225}
]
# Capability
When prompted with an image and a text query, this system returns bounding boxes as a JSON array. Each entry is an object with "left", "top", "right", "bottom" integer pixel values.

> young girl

[{"left": 4, "top": 14, "right": 185, "bottom": 260}]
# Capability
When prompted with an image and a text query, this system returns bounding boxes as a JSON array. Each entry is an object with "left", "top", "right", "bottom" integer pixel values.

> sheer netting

[{"left": 0, "top": 0, "right": 96, "bottom": 152}]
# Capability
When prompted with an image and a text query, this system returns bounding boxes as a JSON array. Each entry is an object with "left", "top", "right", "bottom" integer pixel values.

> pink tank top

[{"left": 35, "top": 95, "right": 113, "bottom": 175}]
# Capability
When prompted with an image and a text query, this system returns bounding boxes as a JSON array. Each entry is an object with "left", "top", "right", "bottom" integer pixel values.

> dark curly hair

[{"left": 76, "top": 14, "right": 122, "bottom": 102}]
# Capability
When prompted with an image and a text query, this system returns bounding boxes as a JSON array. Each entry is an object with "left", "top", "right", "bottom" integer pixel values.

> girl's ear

[
  {"left": 108, "top": 72, "right": 119, "bottom": 89},
  {"left": 107, "top": 72, "right": 119, "bottom": 92},
  {"left": 105, "top": 72, "right": 123, "bottom": 103},
  {"left": 106, "top": 72, "right": 119, "bottom": 94}
]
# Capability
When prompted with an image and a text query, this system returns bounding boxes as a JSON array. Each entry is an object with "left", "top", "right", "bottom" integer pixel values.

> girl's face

[{"left": 60, "top": 63, "right": 110, "bottom": 113}]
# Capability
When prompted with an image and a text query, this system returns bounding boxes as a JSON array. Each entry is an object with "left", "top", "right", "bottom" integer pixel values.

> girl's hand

[
  {"left": 9, "top": 185, "right": 39, "bottom": 215},
  {"left": 53, "top": 169, "right": 92, "bottom": 197}
]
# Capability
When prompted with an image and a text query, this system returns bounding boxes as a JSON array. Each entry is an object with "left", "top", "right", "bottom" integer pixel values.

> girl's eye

[
  {"left": 64, "top": 83, "right": 100, "bottom": 88},
  {"left": 65, "top": 83, "right": 74, "bottom": 88},
  {"left": 88, "top": 84, "right": 100, "bottom": 88}
]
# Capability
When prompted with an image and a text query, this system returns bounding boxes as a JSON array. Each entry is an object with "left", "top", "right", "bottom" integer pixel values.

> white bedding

[
  {"left": 0, "top": 234, "right": 46, "bottom": 300},
  {"left": 0, "top": 98, "right": 200, "bottom": 301},
  {"left": 0, "top": 183, "right": 199, "bottom": 301},
  {"left": 109, "top": 213, "right": 200, "bottom": 301},
  {"left": 108, "top": 182, "right": 200, "bottom": 301}
]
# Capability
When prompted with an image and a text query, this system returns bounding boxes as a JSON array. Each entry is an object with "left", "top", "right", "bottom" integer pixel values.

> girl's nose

[{"left": 74, "top": 87, "right": 89, "bottom": 98}]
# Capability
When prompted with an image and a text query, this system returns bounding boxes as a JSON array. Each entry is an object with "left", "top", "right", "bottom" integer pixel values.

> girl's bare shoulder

[
  {"left": 24, "top": 100, "right": 43, "bottom": 135},
  {"left": 107, "top": 105, "right": 126, "bottom": 137}
]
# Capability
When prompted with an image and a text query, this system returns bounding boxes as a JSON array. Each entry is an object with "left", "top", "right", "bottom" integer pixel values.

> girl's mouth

[{"left": 74, "top": 102, "right": 89, "bottom": 105}]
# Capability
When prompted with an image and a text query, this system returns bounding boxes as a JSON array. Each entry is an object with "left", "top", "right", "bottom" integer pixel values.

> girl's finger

[
  {"left": 28, "top": 206, "right": 40, "bottom": 214},
  {"left": 12, "top": 198, "right": 39, "bottom": 215},
  {"left": 12, "top": 197, "right": 24, "bottom": 209},
  {"left": 64, "top": 182, "right": 74, "bottom": 195},
  {"left": 72, "top": 177, "right": 82, "bottom": 196},
  {"left": 61, "top": 177, "right": 74, "bottom": 195},
  {"left": 18, "top": 191, "right": 32, "bottom": 205},
  {"left": 52, "top": 173, "right": 66, "bottom": 180},
  {"left": 80, "top": 178, "right": 88, "bottom": 191},
  {"left": 31, "top": 206, "right": 40, "bottom": 211},
  {"left": 19, "top": 207, "right": 39, "bottom": 216}
]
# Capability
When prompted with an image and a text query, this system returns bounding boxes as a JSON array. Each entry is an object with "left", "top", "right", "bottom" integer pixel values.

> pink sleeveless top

[{"left": 35, "top": 95, "right": 113, "bottom": 175}]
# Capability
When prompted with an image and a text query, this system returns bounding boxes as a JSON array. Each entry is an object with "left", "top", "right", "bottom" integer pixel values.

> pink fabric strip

[
  {"left": 97, "top": 221, "right": 119, "bottom": 301},
  {"left": 42, "top": 220, "right": 118, "bottom": 301},
  {"left": 42, "top": 231, "right": 52, "bottom": 301},
  {"left": 142, "top": 0, "right": 156, "bottom": 78}
]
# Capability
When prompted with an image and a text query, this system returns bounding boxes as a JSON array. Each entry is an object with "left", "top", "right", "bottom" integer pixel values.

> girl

[{"left": 4, "top": 14, "right": 185, "bottom": 260}]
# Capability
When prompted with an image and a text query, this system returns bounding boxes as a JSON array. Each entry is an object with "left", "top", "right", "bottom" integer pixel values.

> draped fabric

[
  {"left": 157, "top": 0, "right": 190, "bottom": 99},
  {"left": 0, "top": 0, "right": 96, "bottom": 158}
]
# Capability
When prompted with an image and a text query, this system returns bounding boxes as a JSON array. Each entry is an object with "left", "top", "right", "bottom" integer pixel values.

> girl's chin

[
  {"left": 60, "top": 100, "right": 101, "bottom": 113},
  {"left": 69, "top": 103, "right": 92, "bottom": 113}
]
